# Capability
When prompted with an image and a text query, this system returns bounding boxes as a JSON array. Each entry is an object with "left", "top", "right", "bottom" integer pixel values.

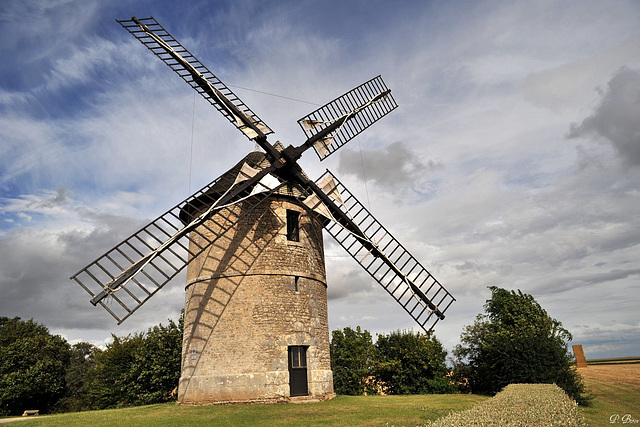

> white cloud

[
  {"left": 44, "top": 37, "right": 122, "bottom": 91},
  {"left": 0, "top": 0, "right": 102, "bottom": 89},
  {"left": 1, "top": 0, "right": 640, "bottom": 360},
  {"left": 523, "top": 35, "right": 640, "bottom": 110}
]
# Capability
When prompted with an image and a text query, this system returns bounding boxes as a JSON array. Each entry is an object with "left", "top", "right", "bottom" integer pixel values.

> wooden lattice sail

[{"left": 72, "top": 16, "right": 456, "bottom": 404}]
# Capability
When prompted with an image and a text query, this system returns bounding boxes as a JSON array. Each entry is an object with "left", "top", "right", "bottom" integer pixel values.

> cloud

[
  {"left": 523, "top": 35, "right": 640, "bottom": 109},
  {"left": 0, "top": 225, "right": 108, "bottom": 329},
  {"left": 536, "top": 268, "right": 640, "bottom": 295},
  {"left": 326, "top": 263, "right": 372, "bottom": 301},
  {"left": 337, "top": 141, "right": 443, "bottom": 192},
  {"left": 0, "top": 0, "right": 102, "bottom": 90},
  {"left": 2, "top": 0, "right": 640, "bottom": 361},
  {"left": 571, "top": 322, "right": 640, "bottom": 358},
  {"left": 44, "top": 37, "right": 122, "bottom": 92},
  {"left": 2, "top": 187, "right": 69, "bottom": 212},
  {"left": 568, "top": 67, "right": 640, "bottom": 166},
  {"left": 0, "top": 187, "right": 183, "bottom": 335}
]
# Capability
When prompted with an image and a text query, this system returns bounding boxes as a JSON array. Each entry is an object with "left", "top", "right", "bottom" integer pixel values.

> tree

[
  {"left": 86, "top": 333, "right": 144, "bottom": 409},
  {"left": 330, "top": 326, "right": 378, "bottom": 395},
  {"left": 56, "top": 342, "right": 100, "bottom": 412},
  {"left": 450, "top": 314, "right": 485, "bottom": 394},
  {"left": 375, "top": 330, "right": 455, "bottom": 394},
  {"left": 0, "top": 317, "right": 71, "bottom": 415},
  {"left": 127, "top": 319, "right": 182, "bottom": 404},
  {"left": 453, "top": 286, "right": 590, "bottom": 404},
  {"left": 85, "top": 318, "right": 182, "bottom": 409}
]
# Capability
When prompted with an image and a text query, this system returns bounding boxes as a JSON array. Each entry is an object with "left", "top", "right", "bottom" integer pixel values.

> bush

[
  {"left": 85, "top": 333, "right": 145, "bottom": 408},
  {"left": 0, "top": 316, "right": 182, "bottom": 413},
  {"left": 127, "top": 319, "right": 182, "bottom": 405}
]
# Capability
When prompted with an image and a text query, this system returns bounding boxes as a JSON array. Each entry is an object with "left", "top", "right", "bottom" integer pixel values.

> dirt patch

[{"left": 578, "top": 363, "right": 640, "bottom": 386}]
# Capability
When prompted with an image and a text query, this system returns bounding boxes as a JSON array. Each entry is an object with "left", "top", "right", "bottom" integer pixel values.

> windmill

[{"left": 71, "top": 17, "right": 456, "bottom": 404}]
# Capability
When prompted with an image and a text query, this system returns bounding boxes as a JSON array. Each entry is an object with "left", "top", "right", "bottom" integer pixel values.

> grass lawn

[
  {"left": 12, "top": 394, "right": 487, "bottom": 427},
  {"left": 580, "top": 376, "right": 640, "bottom": 426},
  {"left": 7, "top": 363, "right": 638, "bottom": 426}
]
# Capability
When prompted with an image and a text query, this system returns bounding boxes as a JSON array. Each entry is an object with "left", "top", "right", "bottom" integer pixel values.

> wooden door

[{"left": 288, "top": 346, "right": 308, "bottom": 396}]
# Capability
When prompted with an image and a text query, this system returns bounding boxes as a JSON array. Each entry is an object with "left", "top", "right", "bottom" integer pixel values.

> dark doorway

[{"left": 288, "top": 346, "right": 308, "bottom": 396}]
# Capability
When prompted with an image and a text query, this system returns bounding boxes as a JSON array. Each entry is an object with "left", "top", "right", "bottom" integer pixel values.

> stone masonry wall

[{"left": 178, "top": 196, "right": 334, "bottom": 404}]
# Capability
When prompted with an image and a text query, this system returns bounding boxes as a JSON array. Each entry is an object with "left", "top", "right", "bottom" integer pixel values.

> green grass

[
  {"left": 11, "top": 394, "right": 487, "bottom": 427},
  {"left": 580, "top": 377, "right": 640, "bottom": 426},
  {"left": 7, "top": 368, "right": 637, "bottom": 427}
]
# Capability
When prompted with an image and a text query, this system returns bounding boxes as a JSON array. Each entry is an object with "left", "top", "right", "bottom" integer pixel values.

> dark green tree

[
  {"left": 127, "top": 319, "right": 182, "bottom": 404},
  {"left": 330, "top": 326, "right": 378, "bottom": 395},
  {"left": 453, "top": 286, "right": 590, "bottom": 404},
  {"left": 449, "top": 315, "right": 485, "bottom": 394},
  {"left": 86, "top": 333, "right": 144, "bottom": 409},
  {"left": 85, "top": 318, "right": 182, "bottom": 409},
  {"left": 375, "top": 330, "right": 455, "bottom": 394},
  {"left": 56, "top": 342, "right": 100, "bottom": 412},
  {"left": 0, "top": 317, "right": 71, "bottom": 415}
]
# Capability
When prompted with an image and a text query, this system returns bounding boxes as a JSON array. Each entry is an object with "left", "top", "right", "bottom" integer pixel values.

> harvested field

[
  {"left": 578, "top": 363, "right": 640, "bottom": 386},
  {"left": 579, "top": 363, "right": 640, "bottom": 426}
]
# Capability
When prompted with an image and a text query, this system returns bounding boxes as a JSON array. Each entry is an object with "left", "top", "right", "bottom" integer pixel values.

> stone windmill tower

[
  {"left": 178, "top": 151, "right": 332, "bottom": 402},
  {"left": 71, "top": 17, "right": 456, "bottom": 404}
]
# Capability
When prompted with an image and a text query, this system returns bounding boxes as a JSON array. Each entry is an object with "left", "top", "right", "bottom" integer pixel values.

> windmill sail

[
  {"left": 117, "top": 17, "right": 273, "bottom": 140},
  {"left": 306, "top": 171, "right": 455, "bottom": 332},
  {"left": 71, "top": 166, "right": 283, "bottom": 324},
  {"left": 73, "top": 17, "right": 456, "bottom": 332},
  {"left": 297, "top": 76, "right": 398, "bottom": 160}
]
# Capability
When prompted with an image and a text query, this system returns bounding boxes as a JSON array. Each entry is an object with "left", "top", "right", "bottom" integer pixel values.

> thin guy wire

[
  {"left": 229, "top": 84, "right": 321, "bottom": 106},
  {"left": 189, "top": 91, "right": 196, "bottom": 194}
]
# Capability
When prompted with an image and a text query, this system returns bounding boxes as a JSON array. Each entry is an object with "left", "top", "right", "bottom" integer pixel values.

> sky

[{"left": 1, "top": 0, "right": 639, "bottom": 361}]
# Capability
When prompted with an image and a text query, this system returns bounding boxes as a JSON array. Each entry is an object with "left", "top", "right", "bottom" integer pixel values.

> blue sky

[{"left": 1, "top": 0, "right": 639, "bottom": 360}]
